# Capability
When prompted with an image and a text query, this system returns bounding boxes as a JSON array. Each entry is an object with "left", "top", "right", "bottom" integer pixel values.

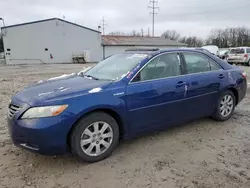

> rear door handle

[
  {"left": 218, "top": 74, "right": 225, "bottom": 79},
  {"left": 176, "top": 81, "right": 186, "bottom": 88}
]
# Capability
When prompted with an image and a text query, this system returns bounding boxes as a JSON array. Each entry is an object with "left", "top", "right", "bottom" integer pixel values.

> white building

[
  {"left": 1, "top": 18, "right": 102, "bottom": 64},
  {"left": 102, "top": 35, "right": 187, "bottom": 59}
]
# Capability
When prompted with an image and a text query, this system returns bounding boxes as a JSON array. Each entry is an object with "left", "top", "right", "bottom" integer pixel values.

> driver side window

[{"left": 132, "top": 53, "right": 181, "bottom": 82}]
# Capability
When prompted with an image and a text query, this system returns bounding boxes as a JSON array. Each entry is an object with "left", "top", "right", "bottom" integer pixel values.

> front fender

[{"left": 66, "top": 89, "right": 130, "bottom": 137}]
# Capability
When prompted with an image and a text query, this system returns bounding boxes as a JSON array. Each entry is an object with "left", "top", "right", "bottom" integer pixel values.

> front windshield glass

[
  {"left": 219, "top": 50, "right": 228, "bottom": 55},
  {"left": 84, "top": 53, "right": 148, "bottom": 81}
]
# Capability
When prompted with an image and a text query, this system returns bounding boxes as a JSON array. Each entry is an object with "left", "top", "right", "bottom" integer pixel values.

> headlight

[{"left": 21, "top": 105, "right": 68, "bottom": 119}]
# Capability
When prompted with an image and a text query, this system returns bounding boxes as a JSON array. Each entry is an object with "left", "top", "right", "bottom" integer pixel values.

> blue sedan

[{"left": 7, "top": 49, "right": 247, "bottom": 162}]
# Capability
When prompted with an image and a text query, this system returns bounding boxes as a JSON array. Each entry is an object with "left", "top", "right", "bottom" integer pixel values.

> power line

[
  {"left": 100, "top": 17, "right": 107, "bottom": 35},
  {"left": 148, "top": 0, "right": 159, "bottom": 37}
]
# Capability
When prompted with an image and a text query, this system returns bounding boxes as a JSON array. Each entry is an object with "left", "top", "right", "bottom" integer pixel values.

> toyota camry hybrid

[{"left": 7, "top": 48, "right": 247, "bottom": 162}]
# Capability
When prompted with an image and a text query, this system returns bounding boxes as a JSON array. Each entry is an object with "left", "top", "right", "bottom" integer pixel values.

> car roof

[
  {"left": 124, "top": 48, "right": 213, "bottom": 56},
  {"left": 122, "top": 47, "right": 233, "bottom": 71}
]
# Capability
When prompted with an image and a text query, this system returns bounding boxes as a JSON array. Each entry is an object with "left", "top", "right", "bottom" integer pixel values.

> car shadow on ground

[{"left": 16, "top": 117, "right": 222, "bottom": 169}]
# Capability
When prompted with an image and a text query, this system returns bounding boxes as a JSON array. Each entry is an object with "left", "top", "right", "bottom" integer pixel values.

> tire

[
  {"left": 212, "top": 90, "right": 236, "bottom": 121},
  {"left": 247, "top": 60, "right": 250, "bottom": 66},
  {"left": 70, "top": 112, "right": 119, "bottom": 163}
]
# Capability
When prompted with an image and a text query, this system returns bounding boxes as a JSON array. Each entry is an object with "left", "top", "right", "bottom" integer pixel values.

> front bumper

[
  {"left": 8, "top": 118, "right": 73, "bottom": 155},
  {"left": 7, "top": 98, "right": 75, "bottom": 155}
]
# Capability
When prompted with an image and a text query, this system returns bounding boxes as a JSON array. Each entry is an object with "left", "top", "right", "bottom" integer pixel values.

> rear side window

[
  {"left": 247, "top": 48, "right": 250, "bottom": 53},
  {"left": 182, "top": 52, "right": 221, "bottom": 74}
]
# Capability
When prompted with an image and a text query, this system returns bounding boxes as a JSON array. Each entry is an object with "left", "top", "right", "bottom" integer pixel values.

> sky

[{"left": 0, "top": 0, "right": 250, "bottom": 38}]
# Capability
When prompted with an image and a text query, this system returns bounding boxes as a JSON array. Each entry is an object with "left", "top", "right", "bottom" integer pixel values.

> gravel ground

[{"left": 0, "top": 64, "right": 250, "bottom": 188}]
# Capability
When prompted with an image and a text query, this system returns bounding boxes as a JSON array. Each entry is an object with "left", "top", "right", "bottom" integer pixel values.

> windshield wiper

[
  {"left": 79, "top": 72, "right": 116, "bottom": 81},
  {"left": 80, "top": 73, "right": 99, "bottom": 80}
]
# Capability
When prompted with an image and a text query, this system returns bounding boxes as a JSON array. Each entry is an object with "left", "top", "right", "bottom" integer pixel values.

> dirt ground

[{"left": 0, "top": 64, "right": 250, "bottom": 188}]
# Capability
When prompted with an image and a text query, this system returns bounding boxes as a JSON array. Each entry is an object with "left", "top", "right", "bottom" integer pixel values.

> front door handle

[
  {"left": 176, "top": 81, "right": 186, "bottom": 88},
  {"left": 218, "top": 74, "right": 225, "bottom": 79}
]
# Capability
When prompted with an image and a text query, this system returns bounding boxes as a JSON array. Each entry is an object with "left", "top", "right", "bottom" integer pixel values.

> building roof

[
  {"left": 1, "top": 18, "right": 101, "bottom": 33},
  {"left": 102, "top": 35, "right": 187, "bottom": 47}
]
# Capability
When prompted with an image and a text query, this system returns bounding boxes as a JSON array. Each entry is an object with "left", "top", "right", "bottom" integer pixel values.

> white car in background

[
  {"left": 218, "top": 49, "right": 230, "bottom": 60},
  {"left": 227, "top": 47, "right": 250, "bottom": 66},
  {"left": 201, "top": 45, "right": 220, "bottom": 56}
]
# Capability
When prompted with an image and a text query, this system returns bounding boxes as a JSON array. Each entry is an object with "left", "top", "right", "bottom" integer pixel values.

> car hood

[{"left": 13, "top": 74, "right": 113, "bottom": 106}]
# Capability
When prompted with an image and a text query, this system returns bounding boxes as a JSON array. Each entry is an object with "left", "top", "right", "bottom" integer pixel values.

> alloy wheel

[
  {"left": 80, "top": 121, "right": 113, "bottom": 156},
  {"left": 220, "top": 95, "right": 234, "bottom": 117}
]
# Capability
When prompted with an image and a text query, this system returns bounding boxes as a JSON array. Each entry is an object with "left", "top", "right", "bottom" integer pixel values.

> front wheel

[
  {"left": 212, "top": 90, "right": 236, "bottom": 121},
  {"left": 70, "top": 112, "right": 119, "bottom": 162}
]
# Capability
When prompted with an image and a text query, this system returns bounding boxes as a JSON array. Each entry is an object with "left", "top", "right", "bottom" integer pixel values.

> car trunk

[{"left": 228, "top": 48, "right": 246, "bottom": 60}]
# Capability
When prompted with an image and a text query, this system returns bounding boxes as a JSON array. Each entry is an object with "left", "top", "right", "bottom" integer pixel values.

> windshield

[
  {"left": 219, "top": 50, "right": 228, "bottom": 55},
  {"left": 230, "top": 48, "right": 245, "bottom": 54},
  {"left": 83, "top": 53, "right": 148, "bottom": 81}
]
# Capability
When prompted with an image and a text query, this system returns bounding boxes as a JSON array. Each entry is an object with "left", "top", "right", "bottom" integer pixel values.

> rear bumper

[
  {"left": 237, "top": 79, "right": 247, "bottom": 104},
  {"left": 227, "top": 59, "right": 248, "bottom": 63}
]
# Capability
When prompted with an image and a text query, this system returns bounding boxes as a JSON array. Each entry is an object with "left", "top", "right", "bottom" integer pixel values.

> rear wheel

[
  {"left": 212, "top": 90, "right": 236, "bottom": 121},
  {"left": 70, "top": 112, "right": 119, "bottom": 162}
]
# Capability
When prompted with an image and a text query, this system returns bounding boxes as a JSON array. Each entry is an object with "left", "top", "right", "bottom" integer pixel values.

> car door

[
  {"left": 126, "top": 52, "right": 189, "bottom": 134},
  {"left": 180, "top": 51, "right": 225, "bottom": 119}
]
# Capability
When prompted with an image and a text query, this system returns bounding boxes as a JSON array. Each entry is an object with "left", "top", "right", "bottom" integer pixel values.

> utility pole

[
  {"left": 100, "top": 17, "right": 107, "bottom": 35},
  {"left": 148, "top": 28, "right": 150, "bottom": 37},
  {"left": 141, "top": 28, "right": 144, "bottom": 37},
  {"left": 148, "top": 0, "right": 159, "bottom": 37}
]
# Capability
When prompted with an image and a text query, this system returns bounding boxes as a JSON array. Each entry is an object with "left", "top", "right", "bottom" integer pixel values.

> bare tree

[
  {"left": 108, "top": 32, "right": 126, "bottom": 36},
  {"left": 108, "top": 30, "right": 142, "bottom": 37},
  {"left": 161, "top": 30, "right": 180, "bottom": 41},
  {"left": 109, "top": 26, "right": 250, "bottom": 48},
  {"left": 206, "top": 27, "right": 250, "bottom": 47},
  {"left": 131, "top": 30, "right": 142, "bottom": 37},
  {"left": 179, "top": 36, "right": 204, "bottom": 47}
]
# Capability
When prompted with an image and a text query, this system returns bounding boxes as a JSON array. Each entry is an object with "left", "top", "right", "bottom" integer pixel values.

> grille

[{"left": 8, "top": 104, "right": 21, "bottom": 119}]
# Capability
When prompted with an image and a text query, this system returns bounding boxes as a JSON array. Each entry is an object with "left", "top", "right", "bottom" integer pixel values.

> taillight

[
  {"left": 244, "top": 54, "right": 248, "bottom": 58},
  {"left": 242, "top": 72, "right": 247, "bottom": 79}
]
